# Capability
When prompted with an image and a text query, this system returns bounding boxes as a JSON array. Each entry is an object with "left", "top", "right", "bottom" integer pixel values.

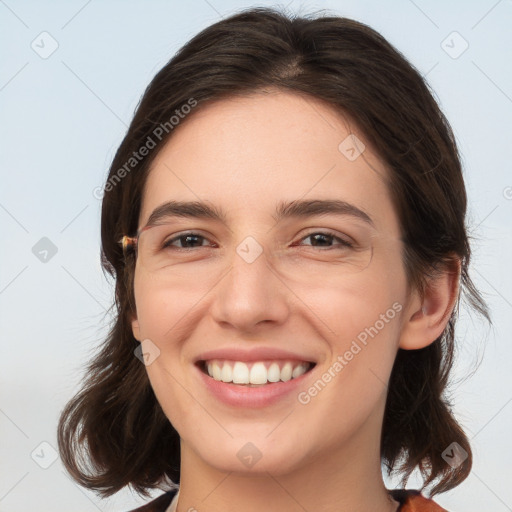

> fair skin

[{"left": 131, "top": 90, "right": 459, "bottom": 512}]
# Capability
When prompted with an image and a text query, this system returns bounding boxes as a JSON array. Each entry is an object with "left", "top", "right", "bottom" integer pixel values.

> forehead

[{"left": 140, "top": 90, "right": 400, "bottom": 237}]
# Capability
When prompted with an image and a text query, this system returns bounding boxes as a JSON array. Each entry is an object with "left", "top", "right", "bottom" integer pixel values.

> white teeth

[
  {"left": 212, "top": 361, "right": 222, "bottom": 380},
  {"left": 232, "top": 362, "right": 249, "bottom": 384},
  {"left": 205, "top": 360, "right": 312, "bottom": 385},
  {"left": 280, "top": 362, "right": 292, "bottom": 382},
  {"left": 292, "top": 363, "right": 308, "bottom": 379},
  {"left": 249, "top": 362, "right": 267, "bottom": 385},
  {"left": 267, "top": 362, "right": 281, "bottom": 382},
  {"left": 220, "top": 363, "right": 232, "bottom": 383}
]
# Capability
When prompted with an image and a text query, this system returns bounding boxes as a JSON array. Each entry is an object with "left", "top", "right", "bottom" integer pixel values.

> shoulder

[
  {"left": 389, "top": 489, "right": 449, "bottom": 512},
  {"left": 127, "top": 489, "right": 178, "bottom": 512}
]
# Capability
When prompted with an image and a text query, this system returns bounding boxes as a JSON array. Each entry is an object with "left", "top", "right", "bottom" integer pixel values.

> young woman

[{"left": 58, "top": 7, "right": 489, "bottom": 512}]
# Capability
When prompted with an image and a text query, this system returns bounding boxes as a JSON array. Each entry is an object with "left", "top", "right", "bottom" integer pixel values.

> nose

[{"left": 209, "top": 244, "right": 290, "bottom": 333}]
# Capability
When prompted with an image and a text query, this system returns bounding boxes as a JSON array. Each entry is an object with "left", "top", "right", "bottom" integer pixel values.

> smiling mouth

[{"left": 197, "top": 359, "right": 316, "bottom": 386}]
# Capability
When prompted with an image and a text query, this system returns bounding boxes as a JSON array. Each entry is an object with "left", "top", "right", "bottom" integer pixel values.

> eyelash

[{"left": 162, "top": 231, "right": 354, "bottom": 251}]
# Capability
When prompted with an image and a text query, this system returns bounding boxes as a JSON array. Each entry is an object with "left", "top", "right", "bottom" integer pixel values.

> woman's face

[{"left": 131, "top": 90, "right": 410, "bottom": 476}]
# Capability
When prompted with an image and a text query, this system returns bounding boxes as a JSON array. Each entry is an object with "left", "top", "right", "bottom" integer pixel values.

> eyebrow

[{"left": 145, "top": 199, "right": 374, "bottom": 228}]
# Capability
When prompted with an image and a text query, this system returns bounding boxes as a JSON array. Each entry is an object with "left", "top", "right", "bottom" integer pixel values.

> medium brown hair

[{"left": 58, "top": 6, "right": 489, "bottom": 498}]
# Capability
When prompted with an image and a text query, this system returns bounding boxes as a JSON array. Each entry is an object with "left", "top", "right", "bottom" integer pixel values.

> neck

[{"left": 175, "top": 404, "right": 400, "bottom": 512}]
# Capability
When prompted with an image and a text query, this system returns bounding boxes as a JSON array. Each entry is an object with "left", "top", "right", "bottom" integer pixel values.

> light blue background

[{"left": 1, "top": 1, "right": 511, "bottom": 511}]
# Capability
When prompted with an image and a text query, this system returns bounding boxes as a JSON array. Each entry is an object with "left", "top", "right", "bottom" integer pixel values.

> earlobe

[{"left": 399, "top": 258, "right": 461, "bottom": 350}]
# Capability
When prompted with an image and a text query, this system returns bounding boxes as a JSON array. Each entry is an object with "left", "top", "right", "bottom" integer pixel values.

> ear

[
  {"left": 131, "top": 314, "right": 141, "bottom": 342},
  {"left": 399, "top": 257, "right": 461, "bottom": 350}
]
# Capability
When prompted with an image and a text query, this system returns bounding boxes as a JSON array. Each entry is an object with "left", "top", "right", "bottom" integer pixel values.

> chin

[{"left": 190, "top": 431, "right": 308, "bottom": 476}]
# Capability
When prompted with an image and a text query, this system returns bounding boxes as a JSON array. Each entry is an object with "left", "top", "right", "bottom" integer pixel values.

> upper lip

[{"left": 195, "top": 347, "right": 317, "bottom": 364}]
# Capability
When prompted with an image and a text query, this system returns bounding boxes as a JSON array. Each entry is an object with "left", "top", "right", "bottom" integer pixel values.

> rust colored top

[
  {"left": 128, "top": 488, "right": 449, "bottom": 511},
  {"left": 391, "top": 489, "right": 449, "bottom": 511}
]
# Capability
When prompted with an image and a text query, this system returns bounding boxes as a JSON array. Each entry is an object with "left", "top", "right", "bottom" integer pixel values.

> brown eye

[
  {"left": 298, "top": 232, "right": 354, "bottom": 249},
  {"left": 163, "top": 232, "right": 215, "bottom": 249}
]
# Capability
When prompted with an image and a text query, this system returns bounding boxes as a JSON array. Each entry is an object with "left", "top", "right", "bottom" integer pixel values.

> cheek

[
  {"left": 291, "top": 273, "right": 405, "bottom": 448},
  {"left": 297, "top": 256, "right": 407, "bottom": 396},
  {"left": 132, "top": 272, "right": 193, "bottom": 433},
  {"left": 295, "top": 257, "right": 406, "bottom": 344},
  {"left": 133, "top": 268, "right": 207, "bottom": 341}
]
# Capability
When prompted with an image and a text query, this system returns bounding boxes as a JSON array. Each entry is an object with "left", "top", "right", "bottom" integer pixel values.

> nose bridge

[{"left": 210, "top": 233, "right": 289, "bottom": 329}]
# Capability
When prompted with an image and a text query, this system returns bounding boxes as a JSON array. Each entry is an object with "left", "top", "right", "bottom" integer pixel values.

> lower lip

[{"left": 196, "top": 364, "right": 314, "bottom": 408}]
